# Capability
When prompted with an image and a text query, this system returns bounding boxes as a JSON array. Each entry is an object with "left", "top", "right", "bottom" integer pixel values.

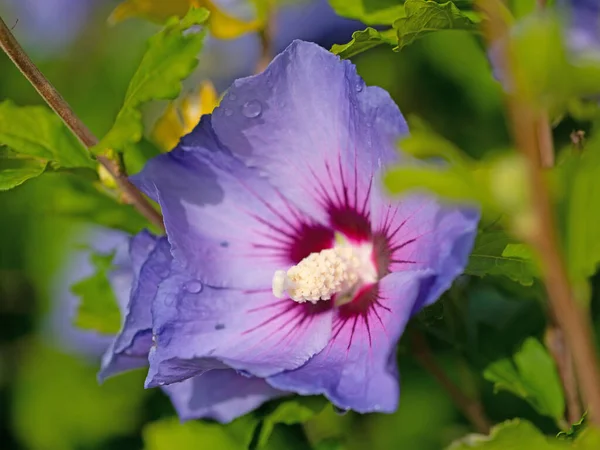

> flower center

[{"left": 272, "top": 241, "right": 377, "bottom": 305}]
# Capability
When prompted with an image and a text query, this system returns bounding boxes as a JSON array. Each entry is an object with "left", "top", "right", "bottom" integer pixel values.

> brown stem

[
  {"left": 0, "top": 15, "right": 164, "bottom": 232},
  {"left": 536, "top": 113, "right": 555, "bottom": 168},
  {"left": 545, "top": 326, "right": 582, "bottom": 425},
  {"left": 411, "top": 331, "right": 492, "bottom": 434},
  {"left": 477, "top": 0, "right": 600, "bottom": 425}
]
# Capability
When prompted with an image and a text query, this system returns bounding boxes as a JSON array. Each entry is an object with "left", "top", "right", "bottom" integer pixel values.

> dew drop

[
  {"left": 214, "top": 323, "right": 225, "bottom": 330},
  {"left": 355, "top": 83, "right": 364, "bottom": 92},
  {"left": 224, "top": 108, "right": 233, "bottom": 117},
  {"left": 220, "top": 241, "right": 229, "bottom": 248},
  {"left": 158, "top": 381, "right": 165, "bottom": 386},
  {"left": 184, "top": 280, "right": 203, "bottom": 294},
  {"left": 241, "top": 100, "right": 262, "bottom": 118}
]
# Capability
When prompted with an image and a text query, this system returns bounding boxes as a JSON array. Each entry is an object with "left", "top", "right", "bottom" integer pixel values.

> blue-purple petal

[
  {"left": 163, "top": 369, "right": 288, "bottom": 423},
  {"left": 267, "top": 270, "right": 433, "bottom": 412}
]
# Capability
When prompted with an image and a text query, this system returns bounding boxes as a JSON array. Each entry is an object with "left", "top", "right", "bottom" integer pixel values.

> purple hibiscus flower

[
  {"left": 102, "top": 40, "right": 478, "bottom": 421},
  {"left": 562, "top": 0, "right": 600, "bottom": 54}
]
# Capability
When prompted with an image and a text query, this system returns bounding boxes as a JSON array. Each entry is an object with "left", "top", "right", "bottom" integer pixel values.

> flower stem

[
  {"left": 410, "top": 330, "right": 492, "bottom": 434},
  {"left": 477, "top": 0, "right": 600, "bottom": 425},
  {"left": 0, "top": 15, "right": 164, "bottom": 232}
]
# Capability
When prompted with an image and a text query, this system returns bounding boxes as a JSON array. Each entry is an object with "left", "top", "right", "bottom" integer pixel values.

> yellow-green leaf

[
  {"left": 0, "top": 100, "right": 94, "bottom": 169},
  {"left": 95, "top": 7, "right": 210, "bottom": 155},
  {"left": 331, "top": 27, "right": 397, "bottom": 59}
]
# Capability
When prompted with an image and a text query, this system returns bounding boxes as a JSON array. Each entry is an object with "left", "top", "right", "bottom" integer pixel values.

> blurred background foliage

[{"left": 0, "top": 0, "right": 597, "bottom": 449}]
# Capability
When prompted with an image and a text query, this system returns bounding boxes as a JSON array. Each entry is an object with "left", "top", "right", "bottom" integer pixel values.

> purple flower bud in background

[
  {"left": 43, "top": 227, "right": 127, "bottom": 359},
  {"left": 0, "top": 0, "right": 97, "bottom": 57},
  {"left": 562, "top": 0, "right": 600, "bottom": 55}
]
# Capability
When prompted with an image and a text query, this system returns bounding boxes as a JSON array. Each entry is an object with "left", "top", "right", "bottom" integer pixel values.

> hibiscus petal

[
  {"left": 99, "top": 231, "right": 168, "bottom": 381},
  {"left": 370, "top": 184, "right": 478, "bottom": 309},
  {"left": 146, "top": 266, "right": 333, "bottom": 387},
  {"left": 132, "top": 116, "right": 330, "bottom": 289},
  {"left": 267, "top": 270, "right": 433, "bottom": 412},
  {"left": 211, "top": 40, "right": 408, "bottom": 227},
  {"left": 163, "top": 369, "right": 287, "bottom": 423}
]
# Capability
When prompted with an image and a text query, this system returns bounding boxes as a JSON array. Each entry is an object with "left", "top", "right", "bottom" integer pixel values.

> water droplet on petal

[
  {"left": 224, "top": 108, "right": 233, "bottom": 117},
  {"left": 220, "top": 241, "right": 229, "bottom": 248},
  {"left": 242, "top": 100, "right": 262, "bottom": 118},
  {"left": 373, "top": 404, "right": 381, "bottom": 411},
  {"left": 184, "top": 280, "right": 203, "bottom": 294},
  {"left": 158, "top": 381, "right": 165, "bottom": 386},
  {"left": 356, "top": 83, "right": 364, "bottom": 92},
  {"left": 215, "top": 323, "right": 225, "bottom": 330}
]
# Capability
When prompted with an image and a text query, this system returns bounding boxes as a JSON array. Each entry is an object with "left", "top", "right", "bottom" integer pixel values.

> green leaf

[
  {"left": 447, "top": 419, "right": 568, "bottom": 449},
  {"left": 465, "top": 230, "right": 536, "bottom": 285},
  {"left": 383, "top": 165, "right": 479, "bottom": 202},
  {"left": 13, "top": 343, "right": 146, "bottom": 450},
  {"left": 143, "top": 416, "right": 258, "bottom": 450},
  {"left": 484, "top": 338, "right": 565, "bottom": 422},
  {"left": 72, "top": 251, "right": 121, "bottom": 334},
  {"left": 394, "top": 0, "right": 477, "bottom": 51},
  {"left": 0, "top": 150, "right": 47, "bottom": 191},
  {"left": 331, "top": 27, "right": 397, "bottom": 59},
  {"left": 43, "top": 172, "right": 152, "bottom": 234},
  {"left": 258, "top": 397, "right": 328, "bottom": 448},
  {"left": 95, "top": 7, "right": 210, "bottom": 155},
  {"left": 0, "top": 100, "right": 94, "bottom": 168},
  {"left": 328, "top": 0, "right": 406, "bottom": 25},
  {"left": 558, "top": 141, "right": 600, "bottom": 282},
  {"left": 557, "top": 413, "right": 587, "bottom": 441}
]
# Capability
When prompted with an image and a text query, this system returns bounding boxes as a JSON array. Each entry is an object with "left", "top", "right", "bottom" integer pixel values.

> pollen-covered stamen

[{"left": 272, "top": 243, "right": 377, "bottom": 304}]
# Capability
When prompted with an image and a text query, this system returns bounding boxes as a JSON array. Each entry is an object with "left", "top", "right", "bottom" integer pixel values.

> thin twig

[
  {"left": 477, "top": 0, "right": 600, "bottom": 425},
  {"left": 411, "top": 330, "right": 492, "bottom": 434},
  {"left": 545, "top": 326, "right": 582, "bottom": 425},
  {"left": 0, "top": 15, "right": 164, "bottom": 232}
]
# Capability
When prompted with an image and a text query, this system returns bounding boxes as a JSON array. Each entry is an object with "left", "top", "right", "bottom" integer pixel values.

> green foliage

[
  {"left": 331, "top": 28, "right": 397, "bottom": 59},
  {"left": 42, "top": 172, "right": 152, "bottom": 234},
  {"left": 257, "top": 397, "right": 328, "bottom": 448},
  {"left": 0, "top": 149, "right": 47, "bottom": 191},
  {"left": 508, "top": 14, "right": 600, "bottom": 115},
  {"left": 448, "top": 419, "right": 600, "bottom": 449},
  {"left": 12, "top": 344, "right": 146, "bottom": 450},
  {"left": 328, "top": 0, "right": 406, "bottom": 25},
  {"left": 0, "top": 100, "right": 94, "bottom": 190},
  {"left": 447, "top": 419, "right": 567, "bottom": 449},
  {"left": 0, "top": 100, "right": 94, "bottom": 169},
  {"left": 466, "top": 230, "right": 536, "bottom": 285},
  {"left": 484, "top": 338, "right": 565, "bottom": 422},
  {"left": 394, "top": 0, "right": 477, "bottom": 50},
  {"left": 557, "top": 140, "right": 600, "bottom": 283},
  {"left": 94, "top": 8, "right": 210, "bottom": 155},
  {"left": 143, "top": 416, "right": 258, "bottom": 450},
  {"left": 558, "top": 413, "right": 587, "bottom": 441},
  {"left": 71, "top": 250, "right": 122, "bottom": 334}
]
